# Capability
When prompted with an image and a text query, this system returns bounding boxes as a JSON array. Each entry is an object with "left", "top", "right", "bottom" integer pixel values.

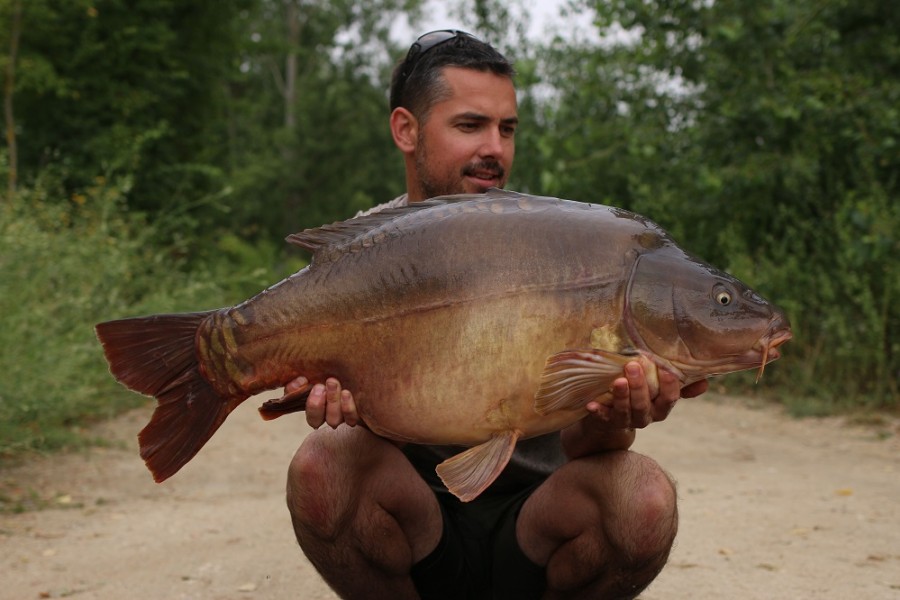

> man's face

[{"left": 413, "top": 67, "right": 518, "bottom": 199}]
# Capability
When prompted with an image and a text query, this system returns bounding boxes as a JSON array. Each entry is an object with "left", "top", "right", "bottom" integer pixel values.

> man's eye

[
  {"left": 458, "top": 122, "right": 478, "bottom": 131},
  {"left": 501, "top": 126, "right": 517, "bottom": 137}
]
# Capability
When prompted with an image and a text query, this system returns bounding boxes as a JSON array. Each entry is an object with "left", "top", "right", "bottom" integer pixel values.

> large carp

[{"left": 96, "top": 190, "right": 791, "bottom": 501}]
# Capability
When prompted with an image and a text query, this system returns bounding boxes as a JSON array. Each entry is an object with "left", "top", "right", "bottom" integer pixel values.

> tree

[
  {"left": 535, "top": 0, "right": 899, "bottom": 406},
  {"left": 6, "top": 0, "right": 251, "bottom": 217},
  {"left": 220, "top": 0, "right": 423, "bottom": 237}
]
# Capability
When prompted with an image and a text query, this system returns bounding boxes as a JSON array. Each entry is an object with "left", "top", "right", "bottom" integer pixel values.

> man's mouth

[
  {"left": 469, "top": 171, "right": 500, "bottom": 182},
  {"left": 463, "top": 163, "right": 504, "bottom": 187}
]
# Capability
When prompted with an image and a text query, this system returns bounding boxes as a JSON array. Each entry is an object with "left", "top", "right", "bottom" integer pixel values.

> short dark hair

[{"left": 389, "top": 31, "right": 515, "bottom": 121}]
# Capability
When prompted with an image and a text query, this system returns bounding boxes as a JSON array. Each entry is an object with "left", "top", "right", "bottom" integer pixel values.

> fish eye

[{"left": 715, "top": 290, "right": 732, "bottom": 306}]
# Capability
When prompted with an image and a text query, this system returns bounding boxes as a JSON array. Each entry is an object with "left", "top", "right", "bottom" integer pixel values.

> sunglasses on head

[
  {"left": 393, "top": 30, "right": 481, "bottom": 107},
  {"left": 404, "top": 29, "right": 479, "bottom": 66}
]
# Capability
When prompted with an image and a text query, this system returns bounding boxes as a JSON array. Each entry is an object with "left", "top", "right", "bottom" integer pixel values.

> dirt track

[{"left": 1, "top": 392, "right": 898, "bottom": 599}]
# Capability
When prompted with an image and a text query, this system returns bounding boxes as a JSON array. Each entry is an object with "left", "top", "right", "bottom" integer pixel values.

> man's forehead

[{"left": 435, "top": 67, "right": 518, "bottom": 115}]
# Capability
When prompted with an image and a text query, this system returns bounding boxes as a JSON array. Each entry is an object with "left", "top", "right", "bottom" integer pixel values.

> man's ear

[{"left": 390, "top": 107, "right": 418, "bottom": 153}]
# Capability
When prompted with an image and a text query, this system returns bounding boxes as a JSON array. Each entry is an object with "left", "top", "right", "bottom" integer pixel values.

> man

[{"left": 283, "top": 30, "right": 707, "bottom": 599}]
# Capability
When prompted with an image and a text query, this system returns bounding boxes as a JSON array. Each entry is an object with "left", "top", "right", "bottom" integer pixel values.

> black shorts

[{"left": 410, "top": 484, "right": 547, "bottom": 600}]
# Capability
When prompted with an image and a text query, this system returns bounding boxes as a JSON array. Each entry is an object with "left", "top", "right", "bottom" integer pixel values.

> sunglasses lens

[
  {"left": 414, "top": 30, "right": 459, "bottom": 54},
  {"left": 405, "top": 30, "right": 478, "bottom": 67}
]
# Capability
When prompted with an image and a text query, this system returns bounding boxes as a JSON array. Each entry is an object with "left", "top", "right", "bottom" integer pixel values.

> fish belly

[{"left": 308, "top": 292, "right": 602, "bottom": 446}]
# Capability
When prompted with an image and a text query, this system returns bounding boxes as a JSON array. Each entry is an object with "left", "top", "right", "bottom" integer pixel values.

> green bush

[{"left": 0, "top": 176, "right": 296, "bottom": 458}]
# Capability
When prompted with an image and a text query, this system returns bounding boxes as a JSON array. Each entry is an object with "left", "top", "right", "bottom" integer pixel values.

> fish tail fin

[{"left": 95, "top": 311, "right": 239, "bottom": 482}]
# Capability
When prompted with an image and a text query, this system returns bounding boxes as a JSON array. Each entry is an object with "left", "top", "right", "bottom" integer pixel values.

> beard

[{"left": 415, "top": 133, "right": 506, "bottom": 199}]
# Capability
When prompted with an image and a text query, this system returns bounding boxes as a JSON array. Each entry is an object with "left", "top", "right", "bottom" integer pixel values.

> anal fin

[
  {"left": 436, "top": 430, "right": 520, "bottom": 502},
  {"left": 258, "top": 385, "right": 312, "bottom": 421}
]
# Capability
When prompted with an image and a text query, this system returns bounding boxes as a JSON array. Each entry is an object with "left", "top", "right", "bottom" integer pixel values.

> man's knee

[
  {"left": 548, "top": 453, "right": 678, "bottom": 597},
  {"left": 286, "top": 427, "right": 439, "bottom": 546},
  {"left": 286, "top": 431, "right": 357, "bottom": 543},
  {"left": 600, "top": 454, "right": 678, "bottom": 598},
  {"left": 610, "top": 453, "right": 678, "bottom": 562},
  {"left": 286, "top": 428, "right": 442, "bottom": 581}
]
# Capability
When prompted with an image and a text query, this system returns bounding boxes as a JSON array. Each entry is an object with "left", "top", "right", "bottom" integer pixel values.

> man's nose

[{"left": 478, "top": 129, "right": 505, "bottom": 158}]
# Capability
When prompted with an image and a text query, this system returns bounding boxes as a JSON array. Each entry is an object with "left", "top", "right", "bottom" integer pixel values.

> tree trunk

[
  {"left": 3, "top": 0, "right": 22, "bottom": 202},
  {"left": 284, "top": 1, "right": 298, "bottom": 131},
  {"left": 280, "top": 0, "right": 301, "bottom": 226}
]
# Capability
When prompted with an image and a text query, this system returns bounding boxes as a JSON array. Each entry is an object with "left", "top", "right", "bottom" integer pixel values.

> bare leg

[
  {"left": 286, "top": 425, "right": 442, "bottom": 599},
  {"left": 517, "top": 450, "right": 678, "bottom": 600}
]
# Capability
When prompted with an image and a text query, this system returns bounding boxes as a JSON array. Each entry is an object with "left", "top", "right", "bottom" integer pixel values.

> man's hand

[
  {"left": 283, "top": 376, "right": 360, "bottom": 429},
  {"left": 586, "top": 362, "right": 708, "bottom": 430},
  {"left": 564, "top": 361, "right": 708, "bottom": 458}
]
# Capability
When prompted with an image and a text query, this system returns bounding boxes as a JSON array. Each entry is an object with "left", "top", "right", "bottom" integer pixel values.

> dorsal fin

[
  {"left": 285, "top": 200, "right": 436, "bottom": 253},
  {"left": 285, "top": 191, "right": 516, "bottom": 257}
]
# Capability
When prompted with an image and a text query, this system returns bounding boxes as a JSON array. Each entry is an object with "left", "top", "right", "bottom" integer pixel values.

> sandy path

[{"left": 1, "top": 393, "right": 898, "bottom": 599}]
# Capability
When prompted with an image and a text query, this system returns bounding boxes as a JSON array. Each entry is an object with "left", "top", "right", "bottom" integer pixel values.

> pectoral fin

[
  {"left": 436, "top": 430, "right": 520, "bottom": 502},
  {"left": 534, "top": 350, "right": 633, "bottom": 415}
]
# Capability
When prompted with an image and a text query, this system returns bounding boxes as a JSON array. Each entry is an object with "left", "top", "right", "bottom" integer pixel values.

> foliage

[
  {"left": 4, "top": 0, "right": 416, "bottom": 245},
  {"left": 7, "top": 0, "right": 249, "bottom": 217},
  {"left": 537, "top": 0, "right": 899, "bottom": 409},
  {"left": 205, "top": 0, "right": 418, "bottom": 238},
  {"left": 0, "top": 175, "right": 293, "bottom": 457}
]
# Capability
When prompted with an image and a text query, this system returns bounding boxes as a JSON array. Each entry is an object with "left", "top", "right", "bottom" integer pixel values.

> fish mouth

[{"left": 662, "top": 316, "right": 793, "bottom": 384}]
